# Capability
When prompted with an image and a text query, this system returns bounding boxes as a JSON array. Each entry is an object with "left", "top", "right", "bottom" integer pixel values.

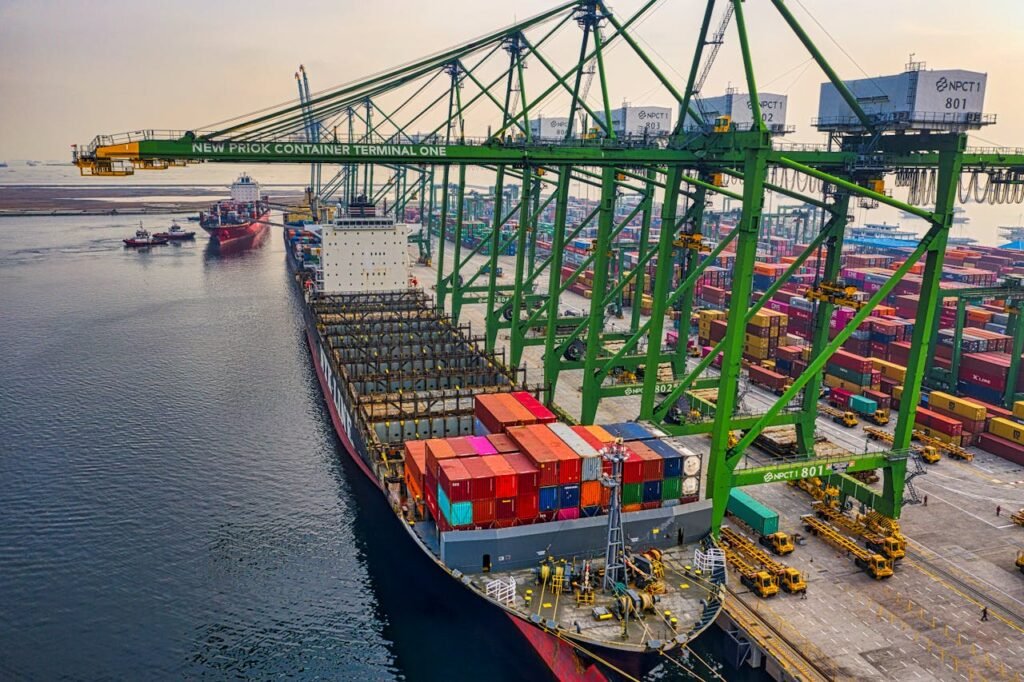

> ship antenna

[{"left": 600, "top": 439, "right": 628, "bottom": 594}]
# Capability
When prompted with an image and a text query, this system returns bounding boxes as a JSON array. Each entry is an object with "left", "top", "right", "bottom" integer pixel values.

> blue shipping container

[
  {"left": 642, "top": 480, "right": 662, "bottom": 503},
  {"left": 539, "top": 486, "right": 560, "bottom": 512},
  {"left": 957, "top": 381, "right": 1004, "bottom": 405},
  {"left": 560, "top": 484, "right": 581, "bottom": 509},
  {"left": 602, "top": 422, "right": 654, "bottom": 441},
  {"left": 438, "top": 485, "right": 452, "bottom": 520}
]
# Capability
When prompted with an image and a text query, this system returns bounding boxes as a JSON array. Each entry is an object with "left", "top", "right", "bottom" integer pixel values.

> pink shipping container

[
  {"left": 510, "top": 391, "right": 557, "bottom": 423},
  {"left": 556, "top": 507, "right": 580, "bottom": 521},
  {"left": 467, "top": 435, "right": 498, "bottom": 455}
]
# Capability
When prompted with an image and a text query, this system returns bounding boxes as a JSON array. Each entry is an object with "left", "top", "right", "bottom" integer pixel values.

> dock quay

[{"left": 419, "top": 244, "right": 1024, "bottom": 682}]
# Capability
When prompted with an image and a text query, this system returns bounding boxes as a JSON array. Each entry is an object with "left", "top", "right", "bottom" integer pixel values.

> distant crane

[
  {"left": 296, "top": 65, "right": 322, "bottom": 219},
  {"left": 690, "top": 3, "right": 734, "bottom": 128}
]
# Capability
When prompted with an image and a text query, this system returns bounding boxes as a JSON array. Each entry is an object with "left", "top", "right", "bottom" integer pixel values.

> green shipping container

[
  {"left": 727, "top": 489, "right": 779, "bottom": 536},
  {"left": 622, "top": 482, "right": 643, "bottom": 505},
  {"left": 825, "top": 363, "right": 871, "bottom": 386},
  {"left": 661, "top": 477, "right": 682, "bottom": 501}
]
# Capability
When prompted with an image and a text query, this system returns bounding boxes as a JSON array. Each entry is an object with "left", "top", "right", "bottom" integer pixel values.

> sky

[{"left": 2, "top": 0, "right": 1024, "bottom": 234}]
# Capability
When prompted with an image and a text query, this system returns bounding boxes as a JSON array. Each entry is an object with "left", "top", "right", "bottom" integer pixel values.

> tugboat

[
  {"left": 123, "top": 223, "right": 169, "bottom": 247},
  {"left": 154, "top": 221, "right": 196, "bottom": 241}
]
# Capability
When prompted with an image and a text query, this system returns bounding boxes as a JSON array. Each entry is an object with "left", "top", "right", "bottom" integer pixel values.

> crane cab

[{"left": 713, "top": 115, "right": 732, "bottom": 133}]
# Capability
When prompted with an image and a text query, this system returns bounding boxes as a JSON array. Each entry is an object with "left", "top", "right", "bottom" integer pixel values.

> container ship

[
  {"left": 284, "top": 198, "right": 724, "bottom": 680},
  {"left": 200, "top": 173, "right": 270, "bottom": 252}
]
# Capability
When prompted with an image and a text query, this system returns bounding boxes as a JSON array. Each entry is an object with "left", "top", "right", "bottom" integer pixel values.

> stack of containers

[
  {"left": 983, "top": 417, "right": 1024, "bottom": 465},
  {"left": 571, "top": 425, "right": 615, "bottom": 514},
  {"left": 505, "top": 452, "right": 541, "bottom": 524},
  {"left": 957, "top": 352, "right": 1010, "bottom": 404},
  {"left": 474, "top": 393, "right": 535, "bottom": 434},
  {"left": 625, "top": 441, "right": 664, "bottom": 510},
  {"left": 437, "top": 459, "right": 474, "bottom": 530},
  {"left": 914, "top": 407, "right": 963, "bottom": 445},
  {"left": 507, "top": 425, "right": 561, "bottom": 517},
  {"left": 744, "top": 311, "right": 787, "bottom": 362},
  {"left": 697, "top": 310, "right": 727, "bottom": 345},
  {"left": 926, "top": 391, "right": 987, "bottom": 444},
  {"left": 642, "top": 440, "right": 685, "bottom": 505},
  {"left": 482, "top": 455, "right": 518, "bottom": 527},
  {"left": 511, "top": 391, "right": 558, "bottom": 424},
  {"left": 404, "top": 441, "right": 428, "bottom": 516},
  {"left": 786, "top": 297, "right": 814, "bottom": 339},
  {"left": 548, "top": 423, "right": 601, "bottom": 519},
  {"left": 824, "top": 349, "right": 878, "bottom": 395}
]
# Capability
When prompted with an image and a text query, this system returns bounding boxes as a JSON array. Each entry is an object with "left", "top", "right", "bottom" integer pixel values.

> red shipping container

[
  {"left": 626, "top": 442, "right": 664, "bottom": 481},
  {"left": 461, "top": 457, "right": 496, "bottom": 500},
  {"left": 915, "top": 407, "right": 962, "bottom": 436},
  {"left": 861, "top": 389, "right": 890, "bottom": 410},
  {"left": 831, "top": 349, "right": 873, "bottom": 373},
  {"left": 571, "top": 425, "right": 606, "bottom": 451},
  {"left": 483, "top": 455, "right": 518, "bottom": 499},
  {"left": 507, "top": 426, "right": 560, "bottom": 487},
  {"left": 959, "top": 368, "right": 1007, "bottom": 391},
  {"left": 510, "top": 391, "right": 557, "bottom": 423},
  {"left": 504, "top": 452, "right": 540, "bottom": 496},
  {"left": 438, "top": 458, "right": 473, "bottom": 503},
  {"left": 829, "top": 387, "right": 854, "bottom": 409},
  {"left": 486, "top": 433, "right": 519, "bottom": 453},
  {"left": 621, "top": 449, "right": 645, "bottom": 485},
  {"left": 472, "top": 498, "right": 496, "bottom": 526},
  {"left": 495, "top": 497, "right": 517, "bottom": 521},
  {"left": 475, "top": 393, "right": 532, "bottom": 434},
  {"left": 448, "top": 437, "right": 478, "bottom": 457},
  {"left": 516, "top": 493, "right": 540, "bottom": 521},
  {"left": 978, "top": 432, "right": 1024, "bottom": 466}
]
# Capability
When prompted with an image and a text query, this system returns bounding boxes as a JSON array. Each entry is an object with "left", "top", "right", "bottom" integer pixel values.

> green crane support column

[
  {"left": 630, "top": 168, "right": 657, "bottom": 334},
  {"left": 638, "top": 166, "right": 682, "bottom": 419},
  {"left": 1006, "top": 307, "right": 1024, "bottom": 407},
  {"left": 543, "top": 169, "right": 572, "bottom": 402},
  {"left": 580, "top": 167, "right": 618, "bottom": 424},
  {"left": 486, "top": 166, "right": 507, "bottom": 353},
  {"left": 890, "top": 138, "right": 965, "bottom": 517},
  {"left": 707, "top": 144, "right": 770, "bottom": 534},
  {"left": 435, "top": 166, "right": 452, "bottom": 305},
  {"left": 528, "top": 175, "right": 542, "bottom": 281},
  {"left": 449, "top": 165, "right": 468, "bottom": 322},
  {"left": 509, "top": 171, "right": 534, "bottom": 369},
  {"left": 796, "top": 193, "right": 849, "bottom": 454},
  {"left": 673, "top": 182, "right": 709, "bottom": 377}
]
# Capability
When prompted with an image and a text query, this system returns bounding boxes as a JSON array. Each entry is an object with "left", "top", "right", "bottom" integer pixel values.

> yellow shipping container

[
  {"left": 929, "top": 391, "right": 986, "bottom": 422},
  {"left": 823, "top": 374, "right": 863, "bottom": 394},
  {"left": 870, "top": 358, "right": 907, "bottom": 383},
  {"left": 989, "top": 417, "right": 1024, "bottom": 445},
  {"left": 744, "top": 344, "right": 770, "bottom": 360},
  {"left": 699, "top": 310, "right": 727, "bottom": 322},
  {"left": 893, "top": 385, "right": 904, "bottom": 401},
  {"left": 1013, "top": 400, "right": 1024, "bottom": 420},
  {"left": 749, "top": 312, "right": 772, "bottom": 328},
  {"left": 744, "top": 334, "right": 771, "bottom": 349}
]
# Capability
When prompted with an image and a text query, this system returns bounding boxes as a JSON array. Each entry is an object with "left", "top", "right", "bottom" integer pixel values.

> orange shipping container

[
  {"left": 583, "top": 425, "right": 616, "bottom": 443},
  {"left": 404, "top": 440, "right": 428, "bottom": 498},
  {"left": 580, "top": 480, "right": 602, "bottom": 507},
  {"left": 506, "top": 425, "right": 560, "bottom": 487},
  {"left": 425, "top": 438, "right": 458, "bottom": 479},
  {"left": 497, "top": 392, "right": 538, "bottom": 425}
]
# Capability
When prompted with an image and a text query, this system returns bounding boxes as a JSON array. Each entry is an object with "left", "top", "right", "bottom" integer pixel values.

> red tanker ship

[{"left": 200, "top": 173, "right": 270, "bottom": 252}]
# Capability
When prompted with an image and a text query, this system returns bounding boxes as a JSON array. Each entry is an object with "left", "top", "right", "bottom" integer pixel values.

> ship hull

[{"left": 203, "top": 210, "right": 270, "bottom": 252}]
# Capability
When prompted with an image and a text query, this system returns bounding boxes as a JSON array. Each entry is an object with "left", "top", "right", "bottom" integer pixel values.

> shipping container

[
  {"left": 507, "top": 425, "right": 560, "bottom": 487},
  {"left": 560, "top": 483, "right": 581, "bottom": 509},
  {"left": 472, "top": 498, "right": 496, "bottom": 526},
  {"left": 438, "top": 458, "right": 473, "bottom": 503},
  {"left": 448, "top": 437, "right": 477, "bottom": 457},
  {"left": 538, "top": 486, "right": 560, "bottom": 512},
  {"left": 483, "top": 455, "right": 518, "bottom": 499},
  {"left": 474, "top": 393, "right": 525, "bottom": 434},
  {"left": 661, "top": 476, "right": 682, "bottom": 500},
  {"left": 977, "top": 432, "right": 1024, "bottom": 466},
  {"left": 642, "top": 480, "right": 663, "bottom": 503},
  {"left": 580, "top": 480, "right": 602, "bottom": 508},
  {"left": 626, "top": 441, "right": 664, "bottom": 481},
  {"left": 556, "top": 507, "right": 581, "bottom": 521},
  {"left": 495, "top": 497, "right": 516, "bottom": 521},
  {"left": 727, "top": 488, "right": 779, "bottom": 536},
  {"left": 486, "top": 432, "right": 519, "bottom": 453},
  {"left": 503, "top": 452, "right": 540, "bottom": 496},
  {"left": 510, "top": 391, "right": 558, "bottom": 423},
  {"left": 928, "top": 391, "right": 987, "bottom": 422},
  {"left": 466, "top": 435, "right": 498, "bottom": 455},
  {"left": 460, "top": 457, "right": 496, "bottom": 501},
  {"left": 516, "top": 493, "right": 539, "bottom": 521},
  {"left": 602, "top": 422, "right": 655, "bottom": 441},
  {"left": 424, "top": 438, "right": 458, "bottom": 479},
  {"left": 643, "top": 439, "right": 684, "bottom": 478},
  {"left": 404, "top": 440, "right": 428, "bottom": 498},
  {"left": 622, "top": 482, "right": 643, "bottom": 506},
  {"left": 989, "top": 417, "right": 1024, "bottom": 446}
]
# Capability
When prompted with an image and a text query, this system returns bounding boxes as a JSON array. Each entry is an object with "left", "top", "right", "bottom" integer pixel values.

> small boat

[
  {"left": 123, "top": 223, "right": 169, "bottom": 247},
  {"left": 154, "top": 221, "right": 196, "bottom": 241}
]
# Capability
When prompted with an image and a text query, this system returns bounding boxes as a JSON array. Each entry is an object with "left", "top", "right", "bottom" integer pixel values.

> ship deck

[{"left": 487, "top": 542, "right": 723, "bottom": 650}]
